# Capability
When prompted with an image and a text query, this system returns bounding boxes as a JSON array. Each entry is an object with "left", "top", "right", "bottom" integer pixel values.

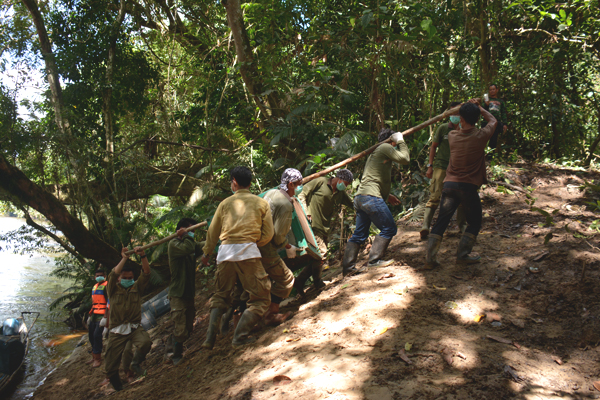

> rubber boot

[
  {"left": 164, "top": 334, "right": 174, "bottom": 355},
  {"left": 201, "top": 307, "right": 226, "bottom": 350},
  {"left": 130, "top": 351, "right": 146, "bottom": 377},
  {"left": 342, "top": 242, "right": 362, "bottom": 276},
  {"left": 424, "top": 234, "right": 443, "bottom": 270},
  {"left": 456, "top": 206, "right": 467, "bottom": 234},
  {"left": 232, "top": 310, "right": 262, "bottom": 347},
  {"left": 368, "top": 235, "right": 394, "bottom": 267},
  {"left": 220, "top": 307, "right": 235, "bottom": 336},
  {"left": 91, "top": 352, "right": 102, "bottom": 368},
  {"left": 456, "top": 232, "right": 481, "bottom": 264},
  {"left": 293, "top": 265, "right": 313, "bottom": 297},
  {"left": 311, "top": 262, "right": 326, "bottom": 289},
  {"left": 109, "top": 373, "right": 123, "bottom": 392},
  {"left": 171, "top": 341, "right": 184, "bottom": 366},
  {"left": 420, "top": 207, "right": 435, "bottom": 240}
]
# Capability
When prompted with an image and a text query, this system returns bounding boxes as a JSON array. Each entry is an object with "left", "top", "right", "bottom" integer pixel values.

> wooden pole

[
  {"left": 124, "top": 220, "right": 208, "bottom": 256},
  {"left": 301, "top": 104, "right": 462, "bottom": 184}
]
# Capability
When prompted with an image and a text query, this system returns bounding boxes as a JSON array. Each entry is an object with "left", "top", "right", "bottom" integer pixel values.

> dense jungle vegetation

[{"left": 0, "top": 0, "right": 599, "bottom": 315}]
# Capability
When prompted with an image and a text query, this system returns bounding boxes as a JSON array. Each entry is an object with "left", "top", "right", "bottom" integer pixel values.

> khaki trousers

[
  {"left": 209, "top": 259, "right": 271, "bottom": 317},
  {"left": 426, "top": 168, "right": 447, "bottom": 208},
  {"left": 104, "top": 327, "right": 152, "bottom": 377},
  {"left": 169, "top": 297, "right": 195, "bottom": 343},
  {"left": 261, "top": 255, "right": 295, "bottom": 300}
]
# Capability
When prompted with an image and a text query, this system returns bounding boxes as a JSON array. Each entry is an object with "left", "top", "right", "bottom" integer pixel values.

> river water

[{"left": 0, "top": 217, "right": 80, "bottom": 399}]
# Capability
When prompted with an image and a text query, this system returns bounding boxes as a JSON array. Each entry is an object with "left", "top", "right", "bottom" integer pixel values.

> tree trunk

[
  {"left": 584, "top": 101, "right": 600, "bottom": 167},
  {"left": 478, "top": 0, "right": 491, "bottom": 87},
  {"left": 222, "top": 0, "right": 283, "bottom": 120},
  {"left": 0, "top": 155, "right": 125, "bottom": 268}
]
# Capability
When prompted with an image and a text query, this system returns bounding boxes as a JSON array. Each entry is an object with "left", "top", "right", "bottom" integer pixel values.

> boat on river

[{"left": 0, "top": 312, "right": 39, "bottom": 393}]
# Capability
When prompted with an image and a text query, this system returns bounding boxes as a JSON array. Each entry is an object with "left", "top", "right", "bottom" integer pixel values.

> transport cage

[
  {"left": 141, "top": 288, "right": 170, "bottom": 331},
  {"left": 205, "top": 188, "right": 322, "bottom": 267},
  {"left": 0, "top": 336, "right": 25, "bottom": 375}
]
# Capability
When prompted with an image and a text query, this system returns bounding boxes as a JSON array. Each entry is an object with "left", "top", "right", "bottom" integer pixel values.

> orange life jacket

[{"left": 90, "top": 282, "right": 108, "bottom": 315}]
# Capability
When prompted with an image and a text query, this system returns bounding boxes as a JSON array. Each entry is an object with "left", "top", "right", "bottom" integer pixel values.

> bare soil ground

[{"left": 33, "top": 163, "right": 600, "bottom": 400}]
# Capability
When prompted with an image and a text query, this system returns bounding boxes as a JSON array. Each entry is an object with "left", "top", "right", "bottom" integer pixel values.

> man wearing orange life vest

[{"left": 88, "top": 267, "right": 108, "bottom": 368}]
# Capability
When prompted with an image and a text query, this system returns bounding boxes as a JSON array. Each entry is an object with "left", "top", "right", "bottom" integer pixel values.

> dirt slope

[{"left": 33, "top": 163, "right": 600, "bottom": 400}]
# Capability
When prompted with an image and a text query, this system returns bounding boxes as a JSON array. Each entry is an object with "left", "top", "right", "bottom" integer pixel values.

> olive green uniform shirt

[
  {"left": 297, "top": 177, "right": 354, "bottom": 237},
  {"left": 168, "top": 235, "right": 203, "bottom": 299},
  {"left": 260, "top": 189, "right": 294, "bottom": 258},
  {"left": 432, "top": 123, "right": 452, "bottom": 170},
  {"left": 355, "top": 141, "right": 410, "bottom": 200},
  {"left": 203, "top": 189, "right": 274, "bottom": 255},
  {"left": 106, "top": 270, "right": 150, "bottom": 329}
]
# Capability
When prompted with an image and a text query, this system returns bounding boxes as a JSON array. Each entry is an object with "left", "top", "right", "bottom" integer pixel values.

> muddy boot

[
  {"left": 368, "top": 235, "right": 394, "bottom": 267},
  {"left": 201, "top": 307, "right": 226, "bottom": 350},
  {"left": 164, "top": 334, "right": 174, "bottom": 355},
  {"left": 108, "top": 373, "right": 123, "bottom": 391},
  {"left": 456, "top": 232, "right": 481, "bottom": 264},
  {"left": 293, "top": 265, "right": 313, "bottom": 297},
  {"left": 457, "top": 206, "right": 467, "bottom": 234},
  {"left": 342, "top": 241, "right": 362, "bottom": 276},
  {"left": 171, "top": 341, "right": 184, "bottom": 366},
  {"left": 91, "top": 352, "right": 102, "bottom": 368},
  {"left": 420, "top": 207, "right": 435, "bottom": 240},
  {"left": 311, "top": 262, "right": 326, "bottom": 290},
  {"left": 130, "top": 351, "right": 146, "bottom": 377},
  {"left": 263, "top": 302, "right": 291, "bottom": 327},
  {"left": 232, "top": 310, "right": 262, "bottom": 347},
  {"left": 220, "top": 307, "right": 235, "bottom": 336},
  {"left": 424, "top": 234, "right": 443, "bottom": 270}
]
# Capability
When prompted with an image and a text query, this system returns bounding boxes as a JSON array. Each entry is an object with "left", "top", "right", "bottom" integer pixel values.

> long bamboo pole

[
  {"left": 124, "top": 220, "right": 208, "bottom": 256},
  {"left": 301, "top": 104, "right": 462, "bottom": 184}
]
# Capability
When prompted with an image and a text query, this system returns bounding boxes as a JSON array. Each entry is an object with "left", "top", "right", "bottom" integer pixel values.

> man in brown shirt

[
  {"left": 425, "top": 99, "right": 496, "bottom": 269},
  {"left": 103, "top": 247, "right": 152, "bottom": 391}
]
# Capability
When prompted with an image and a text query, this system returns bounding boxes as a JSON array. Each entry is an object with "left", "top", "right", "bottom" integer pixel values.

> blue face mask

[
  {"left": 95, "top": 276, "right": 105, "bottom": 283},
  {"left": 188, "top": 232, "right": 195, "bottom": 238},
  {"left": 336, "top": 182, "right": 347, "bottom": 191},
  {"left": 120, "top": 279, "right": 135, "bottom": 288},
  {"left": 450, "top": 116, "right": 460, "bottom": 125},
  {"left": 295, "top": 185, "right": 303, "bottom": 195}
]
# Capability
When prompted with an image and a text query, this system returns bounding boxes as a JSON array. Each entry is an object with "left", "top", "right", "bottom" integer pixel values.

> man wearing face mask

[
  {"left": 87, "top": 267, "right": 108, "bottom": 368},
  {"left": 167, "top": 217, "right": 203, "bottom": 365},
  {"left": 421, "top": 102, "right": 467, "bottom": 240},
  {"left": 342, "top": 128, "right": 410, "bottom": 276},
  {"left": 103, "top": 247, "right": 152, "bottom": 391},
  {"left": 258, "top": 168, "right": 302, "bottom": 325},
  {"left": 296, "top": 168, "right": 354, "bottom": 295},
  {"left": 425, "top": 100, "right": 497, "bottom": 270}
]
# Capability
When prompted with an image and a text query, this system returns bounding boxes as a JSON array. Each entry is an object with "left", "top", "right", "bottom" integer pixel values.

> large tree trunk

[
  {"left": 478, "top": 0, "right": 492, "bottom": 87},
  {"left": 222, "top": 0, "right": 283, "bottom": 120},
  {"left": 0, "top": 155, "right": 124, "bottom": 267}
]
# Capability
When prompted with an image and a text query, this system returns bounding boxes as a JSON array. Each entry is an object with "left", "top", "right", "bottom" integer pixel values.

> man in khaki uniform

[
  {"left": 259, "top": 168, "right": 302, "bottom": 325},
  {"left": 296, "top": 168, "right": 354, "bottom": 295},
  {"left": 201, "top": 166, "right": 274, "bottom": 349},
  {"left": 167, "top": 217, "right": 203, "bottom": 365},
  {"left": 104, "top": 247, "right": 152, "bottom": 391}
]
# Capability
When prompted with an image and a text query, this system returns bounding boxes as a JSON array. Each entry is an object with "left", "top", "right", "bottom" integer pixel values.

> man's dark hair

[
  {"left": 176, "top": 217, "right": 198, "bottom": 231},
  {"left": 121, "top": 266, "right": 135, "bottom": 273},
  {"left": 459, "top": 103, "right": 481, "bottom": 126},
  {"left": 378, "top": 128, "right": 396, "bottom": 143},
  {"left": 95, "top": 269, "right": 105, "bottom": 275},
  {"left": 230, "top": 166, "right": 253, "bottom": 188},
  {"left": 449, "top": 101, "right": 461, "bottom": 108},
  {"left": 489, "top": 83, "right": 498, "bottom": 89}
]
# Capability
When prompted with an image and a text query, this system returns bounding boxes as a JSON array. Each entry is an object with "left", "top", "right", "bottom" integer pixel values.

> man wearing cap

[
  {"left": 259, "top": 168, "right": 302, "bottom": 325},
  {"left": 342, "top": 128, "right": 410, "bottom": 276},
  {"left": 421, "top": 102, "right": 467, "bottom": 240},
  {"left": 296, "top": 169, "right": 354, "bottom": 294}
]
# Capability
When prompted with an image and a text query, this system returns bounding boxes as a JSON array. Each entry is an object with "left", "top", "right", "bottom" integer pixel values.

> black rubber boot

[
  {"left": 220, "top": 307, "right": 235, "bottom": 336},
  {"left": 201, "top": 307, "right": 226, "bottom": 350},
  {"left": 171, "top": 341, "right": 184, "bottom": 365},
  {"left": 456, "top": 232, "right": 481, "bottom": 264},
  {"left": 130, "top": 351, "right": 146, "bottom": 376},
  {"left": 424, "top": 234, "right": 443, "bottom": 270},
  {"left": 293, "top": 265, "right": 313, "bottom": 297},
  {"left": 420, "top": 207, "right": 435, "bottom": 240},
  {"left": 368, "top": 235, "right": 394, "bottom": 267},
  {"left": 109, "top": 373, "right": 123, "bottom": 391},
  {"left": 232, "top": 310, "right": 262, "bottom": 347},
  {"left": 311, "top": 262, "right": 326, "bottom": 289},
  {"left": 342, "top": 242, "right": 362, "bottom": 276}
]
